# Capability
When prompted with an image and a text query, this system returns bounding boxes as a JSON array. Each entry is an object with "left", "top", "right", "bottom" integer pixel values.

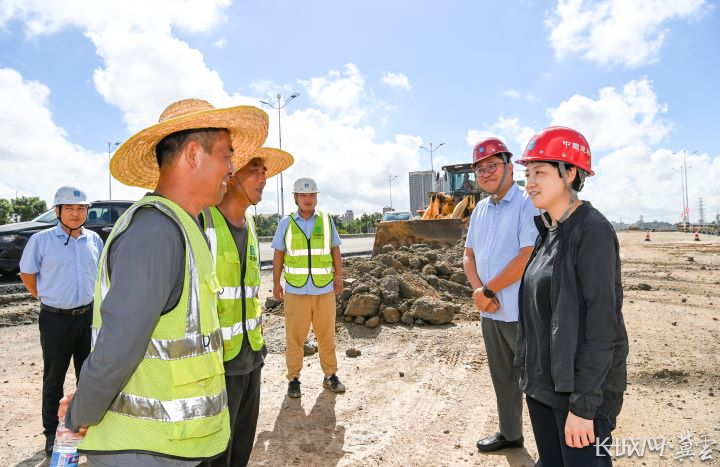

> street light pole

[
  {"left": 260, "top": 92, "right": 300, "bottom": 217},
  {"left": 107, "top": 141, "right": 121, "bottom": 199},
  {"left": 675, "top": 150, "right": 697, "bottom": 228},
  {"left": 419, "top": 142, "right": 445, "bottom": 191},
  {"left": 387, "top": 174, "right": 398, "bottom": 209}
]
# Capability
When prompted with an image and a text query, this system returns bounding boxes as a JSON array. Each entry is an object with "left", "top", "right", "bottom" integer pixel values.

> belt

[{"left": 40, "top": 302, "right": 93, "bottom": 316}]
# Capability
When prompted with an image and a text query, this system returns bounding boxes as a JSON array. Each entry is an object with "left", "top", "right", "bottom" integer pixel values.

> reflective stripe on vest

[
  {"left": 81, "top": 196, "right": 229, "bottom": 459},
  {"left": 202, "top": 207, "right": 264, "bottom": 361},
  {"left": 109, "top": 389, "right": 228, "bottom": 422},
  {"left": 282, "top": 211, "right": 334, "bottom": 288}
]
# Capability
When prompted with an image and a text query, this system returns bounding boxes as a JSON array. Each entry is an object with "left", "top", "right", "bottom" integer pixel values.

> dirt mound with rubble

[{"left": 266, "top": 241, "right": 478, "bottom": 327}]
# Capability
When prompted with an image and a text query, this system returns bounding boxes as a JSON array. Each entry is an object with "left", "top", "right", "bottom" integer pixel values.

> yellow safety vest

[
  {"left": 282, "top": 211, "right": 334, "bottom": 288},
  {"left": 79, "top": 196, "right": 229, "bottom": 460},
  {"left": 201, "top": 207, "right": 264, "bottom": 361}
]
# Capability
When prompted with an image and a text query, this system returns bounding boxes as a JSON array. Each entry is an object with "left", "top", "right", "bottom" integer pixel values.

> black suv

[{"left": 0, "top": 200, "right": 134, "bottom": 276}]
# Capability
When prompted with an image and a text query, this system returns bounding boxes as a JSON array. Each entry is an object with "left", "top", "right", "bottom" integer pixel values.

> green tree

[
  {"left": 12, "top": 196, "right": 48, "bottom": 221},
  {"left": 0, "top": 199, "right": 13, "bottom": 225},
  {"left": 254, "top": 213, "right": 281, "bottom": 237}
]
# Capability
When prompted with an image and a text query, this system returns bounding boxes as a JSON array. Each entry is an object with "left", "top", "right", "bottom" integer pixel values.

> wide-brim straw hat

[
  {"left": 236, "top": 147, "right": 294, "bottom": 179},
  {"left": 111, "top": 98, "right": 269, "bottom": 189}
]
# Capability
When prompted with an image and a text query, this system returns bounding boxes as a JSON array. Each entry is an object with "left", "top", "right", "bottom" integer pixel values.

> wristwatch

[{"left": 481, "top": 286, "right": 496, "bottom": 299}]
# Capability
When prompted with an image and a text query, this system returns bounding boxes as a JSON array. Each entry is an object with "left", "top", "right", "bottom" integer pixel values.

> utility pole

[
  {"left": 387, "top": 174, "right": 398, "bottom": 209},
  {"left": 107, "top": 141, "right": 121, "bottom": 199},
  {"left": 260, "top": 93, "right": 300, "bottom": 217}
]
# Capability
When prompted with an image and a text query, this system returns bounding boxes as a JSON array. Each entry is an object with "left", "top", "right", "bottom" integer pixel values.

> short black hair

[
  {"left": 546, "top": 161, "right": 585, "bottom": 192},
  {"left": 155, "top": 128, "right": 228, "bottom": 168}
]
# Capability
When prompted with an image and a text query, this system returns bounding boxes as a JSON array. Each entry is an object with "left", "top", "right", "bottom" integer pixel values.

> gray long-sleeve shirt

[{"left": 66, "top": 205, "right": 202, "bottom": 466}]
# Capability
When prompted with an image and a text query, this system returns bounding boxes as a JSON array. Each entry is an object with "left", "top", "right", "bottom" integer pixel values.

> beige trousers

[{"left": 284, "top": 292, "right": 338, "bottom": 380}]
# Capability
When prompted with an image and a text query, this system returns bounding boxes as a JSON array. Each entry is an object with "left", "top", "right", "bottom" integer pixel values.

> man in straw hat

[
  {"left": 59, "top": 98, "right": 268, "bottom": 466},
  {"left": 200, "top": 147, "right": 293, "bottom": 466}
]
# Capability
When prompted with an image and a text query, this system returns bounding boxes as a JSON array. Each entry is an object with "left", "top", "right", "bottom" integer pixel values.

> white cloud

[
  {"left": 466, "top": 79, "right": 719, "bottom": 222},
  {"left": 548, "top": 79, "right": 672, "bottom": 152},
  {"left": 0, "top": 68, "right": 145, "bottom": 203},
  {"left": 0, "top": 1, "right": 427, "bottom": 214},
  {"left": 499, "top": 89, "right": 537, "bottom": 102},
  {"left": 212, "top": 38, "right": 227, "bottom": 49},
  {"left": 466, "top": 116, "right": 537, "bottom": 157},
  {"left": 381, "top": 72, "right": 411, "bottom": 91},
  {"left": 546, "top": 0, "right": 709, "bottom": 67}
]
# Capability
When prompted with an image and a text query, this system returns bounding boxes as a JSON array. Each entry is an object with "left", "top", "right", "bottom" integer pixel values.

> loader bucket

[{"left": 372, "top": 218, "right": 464, "bottom": 256}]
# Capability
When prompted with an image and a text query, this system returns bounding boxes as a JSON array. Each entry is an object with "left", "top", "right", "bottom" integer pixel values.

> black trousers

[
  {"left": 39, "top": 308, "right": 92, "bottom": 437},
  {"left": 527, "top": 396, "right": 614, "bottom": 467},
  {"left": 210, "top": 365, "right": 263, "bottom": 467}
]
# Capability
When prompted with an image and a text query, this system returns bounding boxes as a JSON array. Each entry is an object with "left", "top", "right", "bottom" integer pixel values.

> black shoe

[
  {"left": 287, "top": 378, "right": 301, "bottom": 398},
  {"left": 323, "top": 374, "right": 346, "bottom": 393},
  {"left": 476, "top": 432, "right": 524, "bottom": 452},
  {"left": 44, "top": 435, "right": 55, "bottom": 457}
]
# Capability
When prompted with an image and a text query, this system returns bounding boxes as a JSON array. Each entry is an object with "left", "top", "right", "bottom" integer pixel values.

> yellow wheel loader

[{"left": 373, "top": 163, "right": 487, "bottom": 255}]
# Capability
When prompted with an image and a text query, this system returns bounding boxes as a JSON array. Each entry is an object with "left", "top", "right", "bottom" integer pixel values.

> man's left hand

[
  {"left": 565, "top": 411, "right": 595, "bottom": 448},
  {"left": 333, "top": 276, "right": 344, "bottom": 295}
]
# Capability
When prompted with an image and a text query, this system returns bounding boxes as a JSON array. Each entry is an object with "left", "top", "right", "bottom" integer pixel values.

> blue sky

[{"left": 0, "top": 0, "right": 718, "bottom": 222}]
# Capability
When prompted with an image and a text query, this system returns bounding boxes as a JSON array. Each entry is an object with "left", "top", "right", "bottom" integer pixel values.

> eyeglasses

[{"left": 474, "top": 162, "right": 506, "bottom": 176}]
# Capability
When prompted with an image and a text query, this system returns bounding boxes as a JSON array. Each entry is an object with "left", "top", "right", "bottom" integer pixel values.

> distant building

[
  {"left": 382, "top": 206, "right": 393, "bottom": 213},
  {"left": 409, "top": 170, "right": 437, "bottom": 213},
  {"left": 342, "top": 209, "right": 354, "bottom": 224}
]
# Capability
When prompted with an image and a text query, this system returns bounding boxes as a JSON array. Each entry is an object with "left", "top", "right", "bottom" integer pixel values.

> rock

[
  {"left": 344, "top": 315, "right": 353, "bottom": 322},
  {"left": 396, "top": 253, "right": 411, "bottom": 266},
  {"left": 336, "top": 304, "right": 344, "bottom": 317},
  {"left": 303, "top": 343, "right": 317, "bottom": 356},
  {"left": 410, "top": 243, "right": 431, "bottom": 251},
  {"left": 438, "top": 278, "right": 472, "bottom": 296},
  {"left": 352, "top": 283, "right": 372, "bottom": 295},
  {"left": 381, "top": 267, "right": 399, "bottom": 278},
  {"left": 408, "top": 257, "right": 422, "bottom": 269},
  {"left": 344, "top": 277, "right": 358, "bottom": 287},
  {"left": 372, "top": 266, "right": 385, "bottom": 278},
  {"left": 417, "top": 255, "right": 430, "bottom": 266},
  {"left": 345, "top": 293, "right": 381, "bottom": 317},
  {"left": 637, "top": 283, "right": 652, "bottom": 291},
  {"left": 365, "top": 316, "right": 380, "bottom": 328},
  {"left": 354, "top": 316, "right": 366, "bottom": 325},
  {"left": 422, "top": 264, "right": 438, "bottom": 276},
  {"left": 450, "top": 271, "right": 467, "bottom": 285},
  {"left": 424, "top": 251, "right": 438, "bottom": 262},
  {"left": 410, "top": 297, "right": 457, "bottom": 324},
  {"left": 414, "top": 319, "right": 425, "bottom": 325},
  {"left": 436, "top": 261, "right": 453, "bottom": 276},
  {"left": 401, "top": 311, "right": 415, "bottom": 324},
  {"left": 382, "top": 307, "right": 400, "bottom": 324},
  {"left": 340, "top": 288, "right": 352, "bottom": 301},
  {"left": 381, "top": 244, "right": 395, "bottom": 254},
  {"left": 399, "top": 245, "right": 411, "bottom": 252},
  {"left": 346, "top": 348, "right": 362, "bottom": 358},
  {"left": 424, "top": 274, "right": 439, "bottom": 289},
  {"left": 265, "top": 296, "right": 281, "bottom": 309},
  {"left": 375, "top": 253, "right": 404, "bottom": 271},
  {"left": 398, "top": 276, "right": 424, "bottom": 299},
  {"left": 686, "top": 256, "right": 694, "bottom": 262},
  {"left": 380, "top": 275, "right": 400, "bottom": 303},
  {"left": 399, "top": 371, "right": 405, "bottom": 377}
]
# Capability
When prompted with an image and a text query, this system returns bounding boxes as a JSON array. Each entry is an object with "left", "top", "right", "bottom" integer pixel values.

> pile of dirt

[{"left": 266, "top": 240, "right": 476, "bottom": 327}]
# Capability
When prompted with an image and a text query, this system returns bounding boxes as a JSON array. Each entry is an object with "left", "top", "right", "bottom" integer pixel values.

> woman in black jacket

[{"left": 516, "top": 126, "right": 629, "bottom": 466}]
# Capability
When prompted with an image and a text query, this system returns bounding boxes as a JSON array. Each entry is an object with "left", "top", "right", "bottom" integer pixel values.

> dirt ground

[{"left": 1, "top": 231, "right": 718, "bottom": 466}]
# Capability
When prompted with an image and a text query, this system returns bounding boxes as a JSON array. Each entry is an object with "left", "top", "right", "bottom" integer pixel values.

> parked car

[
  {"left": 380, "top": 211, "right": 414, "bottom": 222},
  {"left": 0, "top": 200, "right": 134, "bottom": 276}
]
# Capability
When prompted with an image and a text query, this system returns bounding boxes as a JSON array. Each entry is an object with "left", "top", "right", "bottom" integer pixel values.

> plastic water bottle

[{"left": 49, "top": 419, "right": 82, "bottom": 467}]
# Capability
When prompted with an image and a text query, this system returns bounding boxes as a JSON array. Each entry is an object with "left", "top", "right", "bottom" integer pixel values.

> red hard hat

[
  {"left": 472, "top": 137, "right": 512, "bottom": 165},
  {"left": 518, "top": 126, "right": 594, "bottom": 176}
]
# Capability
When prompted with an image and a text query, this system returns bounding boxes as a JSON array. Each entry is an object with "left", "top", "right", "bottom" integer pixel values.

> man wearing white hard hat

[
  {"left": 19, "top": 186, "right": 103, "bottom": 457},
  {"left": 271, "top": 177, "right": 345, "bottom": 398}
]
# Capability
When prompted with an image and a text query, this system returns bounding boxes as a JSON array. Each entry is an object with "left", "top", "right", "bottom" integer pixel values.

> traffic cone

[
  {"left": 644, "top": 230, "right": 651, "bottom": 242},
  {"left": 694, "top": 230, "right": 700, "bottom": 241}
]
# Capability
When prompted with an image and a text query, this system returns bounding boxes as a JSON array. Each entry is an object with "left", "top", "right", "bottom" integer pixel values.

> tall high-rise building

[
  {"left": 343, "top": 209, "right": 354, "bottom": 224},
  {"left": 409, "top": 170, "right": 436, "bottom": 213}
]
